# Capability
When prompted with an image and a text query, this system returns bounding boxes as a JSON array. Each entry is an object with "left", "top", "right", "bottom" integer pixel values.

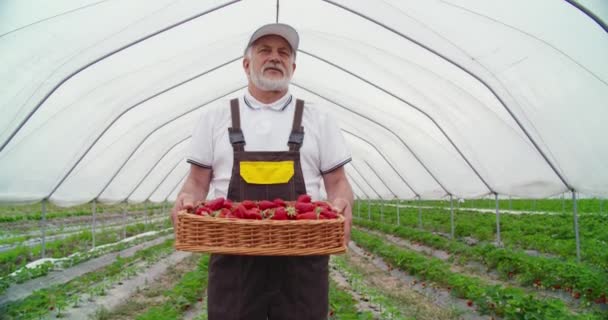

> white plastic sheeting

[{"left": 0, "top": 0, "right": 606, "bottom": 206}]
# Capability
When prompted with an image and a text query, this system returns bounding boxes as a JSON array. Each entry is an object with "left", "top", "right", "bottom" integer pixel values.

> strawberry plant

[
  {"left": 352, "top": 229, "right": 604, "bottom": 319},
  {"left": 355, "top": 218, "right": 608, "bottom": 305}
]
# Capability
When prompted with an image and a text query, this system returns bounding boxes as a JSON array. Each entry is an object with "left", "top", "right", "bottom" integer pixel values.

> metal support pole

[
  {"left": 357, "top": 198, "right": 361, "bottom": 218},
  {"left": 144, "top": 202, "right": 148, "bottom": 231},
  {"left": 396, "top": 199, "right": 401, "bottom": 226},
  {"left": 123, "top": 202, "right": 127, "bottom": 240},
  {"left": 562, "top": 193, "right": 565, "bottom": 213},
  {"left": 367, "top": 199, "right": 371, "bottom": 220},
  {"left": 380, "top": 200, "right": 384, "bottom": 222},
  {"left": 572, "top": 191, "right": 581, "bottom": 262},
  {"left": 509, "top": 196, "right": 512, "bottom": 210},
  {"left": 495, "top": 193, "right": 501, "bottom": 246},
  {"left": 533, "top": 199, "right": 537, "bottom": 212},
  {"left": 450, "top": 195, "right": 455, "bottom": 240},
  {"left": 41, "top": 200, "right": 47, "bottom": 259},
  {"left": 91, "top": 200, "right": 96, "bottom": 249},
  {"left": 417, "top": 197, "right": 422, "bottom": 229},
  {"left": 99, "top": 204, "right": 104, "bottom": 231}
]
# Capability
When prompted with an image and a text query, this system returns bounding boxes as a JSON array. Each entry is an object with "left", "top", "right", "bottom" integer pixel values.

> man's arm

[
  {"left": 171, "top": 164, "right": 212, "bottom": 226},
  {"left": 322, "top": 166, "right": 354, "bottom": 245}
]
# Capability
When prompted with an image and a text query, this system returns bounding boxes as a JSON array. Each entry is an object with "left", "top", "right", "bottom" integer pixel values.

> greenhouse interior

[{"left": 0, "top": 0, "right": 607, "bottom": 319}]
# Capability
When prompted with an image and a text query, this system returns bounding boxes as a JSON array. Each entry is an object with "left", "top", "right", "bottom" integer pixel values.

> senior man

[{"left": 172, "top": 23, "right": 353, "bottom": 320}]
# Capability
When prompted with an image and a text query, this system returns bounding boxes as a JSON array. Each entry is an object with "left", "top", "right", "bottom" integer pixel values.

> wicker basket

[{"left": 174, "top": 210, "right": 346, "bottom": 256}]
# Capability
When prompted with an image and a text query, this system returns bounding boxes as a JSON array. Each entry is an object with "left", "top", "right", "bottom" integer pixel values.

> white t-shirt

[{"left": 188, "top": 90, "right": 351, "bottom": 201}]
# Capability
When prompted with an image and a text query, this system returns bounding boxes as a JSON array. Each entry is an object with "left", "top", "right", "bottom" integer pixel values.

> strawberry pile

[{"left": 187, "top": 194, "right": 340, "bottom": 220}]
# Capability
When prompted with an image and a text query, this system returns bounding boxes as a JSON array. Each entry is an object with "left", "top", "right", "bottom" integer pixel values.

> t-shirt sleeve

[
  {"left": 319, "top": 111, "right": 352, "bottom": 174},
  {"left": 187, "top": 108, "right": 215, "bottom": 168}
]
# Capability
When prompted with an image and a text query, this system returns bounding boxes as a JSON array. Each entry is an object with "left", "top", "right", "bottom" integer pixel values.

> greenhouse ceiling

[{"left": 0, "top": 0, "right": 607, "bottom": 206}]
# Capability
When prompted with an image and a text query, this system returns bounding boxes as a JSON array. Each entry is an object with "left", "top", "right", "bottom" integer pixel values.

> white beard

[{"left": 249, "top": 63, "right": 292, "bottom": 91}]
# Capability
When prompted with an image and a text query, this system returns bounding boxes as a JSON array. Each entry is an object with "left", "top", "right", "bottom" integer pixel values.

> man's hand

[
  {"left": 171, "top": 165, "right": 212, "bottom": 227},
  {"left": 323, "top": 167, "right": 354, "bottom": 248},
  {"left": 171, "top": 193, "right": 195, "bottom": 227},
  {"left": 332, "top": 198, "right": 352, "bottom": 246}
]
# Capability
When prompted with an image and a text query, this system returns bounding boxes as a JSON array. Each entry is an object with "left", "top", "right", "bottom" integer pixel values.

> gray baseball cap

[{"left": 245, "top": 23, "right": 299, "bottom": 56}]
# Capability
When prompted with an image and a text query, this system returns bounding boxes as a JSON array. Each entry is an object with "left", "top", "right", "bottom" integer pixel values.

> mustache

[{"left": 262, "top": 63, "right": 286, "bottom": 74}]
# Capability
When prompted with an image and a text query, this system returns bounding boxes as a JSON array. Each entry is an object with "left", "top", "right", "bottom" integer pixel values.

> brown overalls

[{"left": 207, "top": 98, "right": 329, "bottom": 320}]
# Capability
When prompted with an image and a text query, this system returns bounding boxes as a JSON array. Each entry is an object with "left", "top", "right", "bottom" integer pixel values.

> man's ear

[
  {"left": 243, "top": 57, "right": 250, "bottom": 75},
  {"left": 292, "top": 62, "right": 296, "bottom": 73}
]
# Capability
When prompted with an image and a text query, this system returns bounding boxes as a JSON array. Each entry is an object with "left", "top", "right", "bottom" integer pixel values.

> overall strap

[
  {"left": 288, "top": 99, "right": 305, "bottom": 152},
  {"left": 228, "top": 98, "right": 245, "bottom": 151}
]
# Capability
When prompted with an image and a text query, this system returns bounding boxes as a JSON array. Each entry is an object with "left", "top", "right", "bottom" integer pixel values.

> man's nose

[{"left": 269, "top": 50, "right": 282, "bottom": 62}]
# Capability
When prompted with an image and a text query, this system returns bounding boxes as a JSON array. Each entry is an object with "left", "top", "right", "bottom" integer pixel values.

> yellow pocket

[{"left": 240, "top": 161, "right": 294, "bottom": 184}]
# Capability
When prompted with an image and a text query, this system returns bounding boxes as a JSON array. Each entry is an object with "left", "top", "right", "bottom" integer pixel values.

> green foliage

[
  {"left": 355, "top": 218, "right": 608, "bottom": 305},
  {"left": 0, "top": 221, "right": 170, "bottom": 281},
  {"left": 354, "top": 201, "right": 608, "bottom": 270},
  {"left": 135, "top": 255, "right": 210, "bottom": 320},
  {"left": 352, "top": 229, "right": 603, "bottom": 320},
  {"left": 0, "top": 202, "right": 166, "bottom": 222},
  {"left": 329, "top": 279, "right": 375, "bottom": 319},
  {"left": 0, "top": 240, "right": 175, "bottom": 320}
]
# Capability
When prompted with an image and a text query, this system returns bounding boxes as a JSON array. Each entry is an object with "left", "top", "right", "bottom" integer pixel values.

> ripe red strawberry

[
  {"left": 245, "top": 208, "right": 262, "bottom": 220},
  {"left": 205, "top": 197, "right": 225, "bottom": 211},
  {"left": 273, "top": 198, "right": 286, "bottom": 207},
  {"left": 296, "top": 211, "right": 319, "bottom": 220},
  {"left": 271, "top": 207, "right": 288, "bottom": 220},
  {"left": 234, "top": 204, "right": 247, "bottom": 219},
  {"left": 316, "top": 207, "right": 338, "bottom": 219},
  {"left": 241, "top": 200, "right": 257, "bottom": 209},
  {"left": 573, "top": 292, "right": 581, "bottom": 299},
  {"left": 286, "top": 206, "right": 297, "bottom": 219},
  {"left": 313, "top": 201, "right": 330, "bottom": 208},
  {"left": 195, "top": 207, "right": 210, "bottom": 216},
  {"left": 217, "top": 208, "right": 231, "bottom": 218},
  {"left": 466, "top": 300, "right": 473, "bottom": 307},
  {"left": 297, "top": 194, "right": 311, "bottom": 203},
  {"left": 295, "top": 202, "right": 315, "bottom": 213},
  {"left": 259, "top": 200, "right": 278, "bottom": 210},
  {"left": 223, "top": 199, "right": 233, "bottom": 210}
]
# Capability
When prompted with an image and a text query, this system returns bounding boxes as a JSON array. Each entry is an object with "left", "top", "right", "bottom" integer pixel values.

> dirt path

[
  {"left": 182, "top": 289, "right": 207, "bottom": 320},
  {"left": 329, "top": 260, "right": 385, "bottom": 318},
  {"left": 0, "top": 234, "right": 173, "bottom": 305},
  {"left": 357, "top": 227, "right": 590, "bottom": 313},
  {"left": 348, "top": 241, "right": 491, "bottom": 320},
  {"left": 62, "top": 250, "right": 193, "bottom": 319}
]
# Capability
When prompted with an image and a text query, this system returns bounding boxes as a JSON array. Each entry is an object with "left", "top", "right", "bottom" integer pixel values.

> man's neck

[{"left": 247, "top": 85, "right": 288, "bottom": 104}]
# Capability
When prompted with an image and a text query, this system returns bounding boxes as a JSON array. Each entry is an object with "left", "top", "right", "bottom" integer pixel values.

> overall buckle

[
  {"left": 288, "top": 131, "right": 304, "bottom": 145},
  {"left": 229, "top": 129, "right": 245, "bottom": 145}
]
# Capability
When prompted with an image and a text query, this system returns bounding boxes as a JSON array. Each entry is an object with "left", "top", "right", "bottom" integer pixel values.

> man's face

[{"left": 244, "top": 35, "right": 296, "bottom": 91}]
